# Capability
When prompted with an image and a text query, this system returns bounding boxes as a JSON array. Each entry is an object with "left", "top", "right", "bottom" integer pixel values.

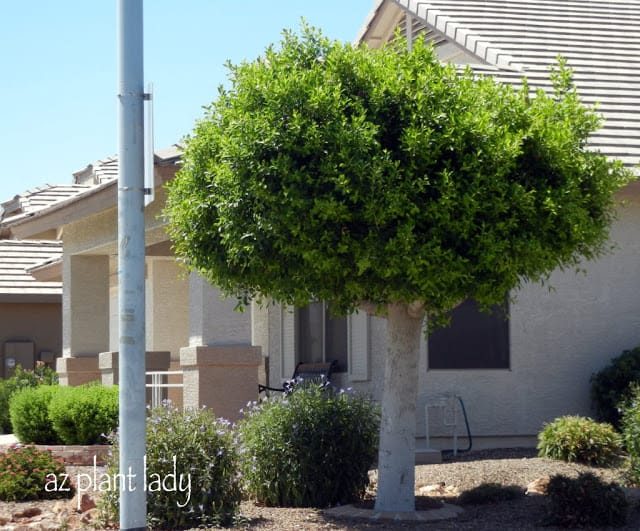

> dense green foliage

[
  {"left": 48, "top": 383, "right": 119, "bottom": 445},
  {"left": 238, "top": 384, "right": 380, "bottom": 507},
  {"left": 591, "top": 346, "right": 640, "bottom": 428},
  {"left": 0, "top": 365, "right": 58, "bottom": 433},
  {"left": 165, "top": 24, "right": 631, "bottom": 319},
  {"left": 9, "top": 385, "right": 61, "bottom": 444},
  {"left": 621, "top": 384, "right": 640, "bottom": 485},
  {"left": 100, "top": 404, "right": 242, "bottom": 529},
  {"left": 457, "top": 483, "right": 523, "bottom": 506},
  {"left": 537, "top": 415, "right": 622, "bottom": 466},
  {"left": 545, "top": 472, "right": 628, "bottom": 528},
  {"left": 0, "top": 445, "right": 73, "bottom": 502}
]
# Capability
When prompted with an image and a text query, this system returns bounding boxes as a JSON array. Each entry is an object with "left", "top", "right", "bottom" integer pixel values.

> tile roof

[
  {"left": 72, "top": 144, "right": 182, "bottom": 185},
  {"left": 357, "top": 0, "right": 640, "bottom": 172},
  {"left": 0, "top": 144, "right": 183, "bottom": 232},
  {"left": 0, "top": 240, "right": 62, "bottom": 298},
  {"left": 0, "top": 184, "right": 92, "bottom": 221}
]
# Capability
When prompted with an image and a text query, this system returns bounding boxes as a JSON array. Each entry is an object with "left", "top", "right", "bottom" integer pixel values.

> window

[
  {"left": 297, "top": 302, "right": 348, "bottom": 372},
  {"left": 428, "top": 298, "right": 509, "bottom": 369}
]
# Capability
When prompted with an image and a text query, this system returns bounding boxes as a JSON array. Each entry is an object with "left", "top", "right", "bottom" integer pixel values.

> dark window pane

[
  {"left": 428, "top": 299, "right": 509, "bottom": 369},
  {"left": 297, "top": 303, "right": 349, "bottom": 373},
  {"left": 297, "top": 302, "right": 324, "bottom": 364},
  {"left": 325, "top": 309, "right": 348, "bottom": 372}
]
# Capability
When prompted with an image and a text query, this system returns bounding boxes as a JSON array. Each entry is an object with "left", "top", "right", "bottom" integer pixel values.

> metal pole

[{"left": 117, "top": 1, "right": 146, "bottom": 529}]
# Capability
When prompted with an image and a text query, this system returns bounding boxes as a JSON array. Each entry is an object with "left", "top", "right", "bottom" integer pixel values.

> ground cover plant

[
  {"left": 537, "top": 415, "right": 622, "bottom": 466},
  {"left": 238, "top": 383, "right": 380, "bottom": 507},
  {"left": 0, "top": 445, "right": 73, "bottom": 502},
  {"left": 100, "top": 403, "right": 242, "bottom": 530}
]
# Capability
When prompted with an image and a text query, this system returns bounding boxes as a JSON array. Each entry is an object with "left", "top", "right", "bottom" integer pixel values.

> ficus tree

[{"left": 165, "top": 25, "right": 631, "bottom": 512}]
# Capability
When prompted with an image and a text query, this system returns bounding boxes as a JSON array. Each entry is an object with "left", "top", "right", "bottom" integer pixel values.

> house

[
  {"left": 0, "top": 185, "right": 93, "bottom": 378},
  {"left": 0, "top": 146, "right": 262, "bottom": 421},
  {"left": 3, "top": 0, "right": 639, "bottom": 449},
  {"left": 258, "top": 0, "right": 640, "bottom": 449}
]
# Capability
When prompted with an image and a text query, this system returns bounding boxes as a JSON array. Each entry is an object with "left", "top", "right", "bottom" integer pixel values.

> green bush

[
  {"left": 591, "top": 346, "right": 640, "bottom": 428},
  {"left": 457, "top": 483, "right": 523, "bottom": 505},
  {"left": 48, "top": 383, "right": 119, "bottom": 445},
  {"left": 9, "top": 385, "right": 61, "bottom": 444},
  {"left": 0, "top": 365, "right": 58, "bottom": 434},
  {"left": 621, "top": 383, "right": 640, "bottom": 485},
  {"left": 545, "top": 472, "right": 628, "bottom": 528},
  {"left": 100, "top": 403, "right": 242, "bottom": 529},
  {"left": 238, "top": 383, "right": 380, "bottom": 507},
  {"left": 0, "top": 445, "right": 73, "bottom": 501},
  {"left": 537, "top": 415, "right": 622, "bottom": 466}
]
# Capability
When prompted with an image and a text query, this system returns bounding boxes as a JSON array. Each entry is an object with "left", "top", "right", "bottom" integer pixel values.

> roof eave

[{"left": 5, "top": 180, "right": 117, "bottom": 239}]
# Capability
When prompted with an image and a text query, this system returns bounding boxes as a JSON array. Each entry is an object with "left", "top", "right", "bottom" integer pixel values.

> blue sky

[{"left": 0, "top": 0, "right": 375, "bottom": 201}]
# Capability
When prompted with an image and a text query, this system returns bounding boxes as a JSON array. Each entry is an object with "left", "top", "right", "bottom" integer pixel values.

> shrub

[
  {"left": 238, "top": 383, "right": 380, "bottom": 507},
  {"left": 537, "top": 415, "right": 622, "bottom": 466},
  {"left": 591, "top": 346, "right": 640, "bottom": 428},
  {"left": 457, "top": 483, "right": 523, "bottom": 505},
  {"left": 545, "top": 472, "right": 628, "bottom": 528},
  {"left": 0, "top": 445, "right": 73, "bottom": 501},
  {"left": 0, "top": 364, "right": 58, "bottom": 434},
  {"left": 48, "top": 383, "right": 119, "bottom": 445},
  {"left": 621, "top": 383, "right": 640, "bottom": 485},
  {"left": 9, "top": 385, "right": 61, "bottom": 444},
  {"left": 100, "top": 403, "right": 242, "bottom": 529}
]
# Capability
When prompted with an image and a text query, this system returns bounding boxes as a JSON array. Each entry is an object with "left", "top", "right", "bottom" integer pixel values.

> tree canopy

[{"left": 165, "top": 24, "right": 631, "bottom": 319}]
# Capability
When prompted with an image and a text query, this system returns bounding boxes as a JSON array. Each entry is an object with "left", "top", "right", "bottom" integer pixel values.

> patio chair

[{"left": 258, "top": 360, "right": 338, "bottom": 396}]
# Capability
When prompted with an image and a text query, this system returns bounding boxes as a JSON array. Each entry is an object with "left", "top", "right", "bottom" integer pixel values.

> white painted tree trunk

[{"left": 374, "top": 302, "right": 424, "bottom": 512}]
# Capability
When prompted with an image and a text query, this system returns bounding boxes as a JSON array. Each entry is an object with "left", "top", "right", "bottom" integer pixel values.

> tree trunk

[{"left": 374, "top": 302, "right": 424, "bottom": 512}]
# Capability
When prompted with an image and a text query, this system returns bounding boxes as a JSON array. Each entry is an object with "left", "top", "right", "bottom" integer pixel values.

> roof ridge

[{"left": 394, "top": 0, "right": 526, "bottom": 71}]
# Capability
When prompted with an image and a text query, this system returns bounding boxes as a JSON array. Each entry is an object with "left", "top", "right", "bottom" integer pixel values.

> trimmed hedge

[
  {"left": 48, "top": 383, "right": 119, "bottom": 445},
  {"left": 9, "top": 385, "right": 61, "bottom": 444}
]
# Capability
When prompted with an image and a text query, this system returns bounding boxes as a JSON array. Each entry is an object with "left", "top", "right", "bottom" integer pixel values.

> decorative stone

[
  {"left": 14, "top": 506, "right": 41, "bottom": 518},
  {"left": 525, "top": 475, "right": 550, "bottom": 496},
  {"left": 70, "top": 493, "right": 96, "bottom": 513}
]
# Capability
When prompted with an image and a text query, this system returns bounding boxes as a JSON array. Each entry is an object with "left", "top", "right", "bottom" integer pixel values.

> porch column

[
  {"left": 180, "top": 272, "right": 261, "bottom": 421},
  {"left": 57, "top": 254, "right": 109, "bottom": 385},
  {"left": 145, "top": 258, "right": 189, "bottom": 362}
]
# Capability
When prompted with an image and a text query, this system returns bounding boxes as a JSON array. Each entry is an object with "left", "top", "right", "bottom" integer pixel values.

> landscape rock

[
  {"left": 416, "top": 481, "right": 459, "bottom": 497},
  {"left": 525, "top": 475, "right": 550, "bottom": 496},
  {"left": 70, "top": 492, "right": 96, "bottom": 513}
]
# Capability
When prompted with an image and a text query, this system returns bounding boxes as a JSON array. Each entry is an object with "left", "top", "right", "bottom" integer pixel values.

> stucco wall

[{"left": 0, "top": 302, "right": 62, "bottom": 377}]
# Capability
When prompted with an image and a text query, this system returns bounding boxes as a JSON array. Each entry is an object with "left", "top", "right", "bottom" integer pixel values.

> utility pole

[{"left": 117, "top": 1, "right": 146, "bottom": 529}]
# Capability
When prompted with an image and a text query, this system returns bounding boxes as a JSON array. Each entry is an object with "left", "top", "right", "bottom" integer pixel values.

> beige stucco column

[
  {"left": 57, "top": 254, "right": 109, "bottom": 385},
  {"left": 180, "top": 272, "right": 261, "bottom": 421},
  {"left": 146, "top": 258, "right": 189, "bottom": 362}
]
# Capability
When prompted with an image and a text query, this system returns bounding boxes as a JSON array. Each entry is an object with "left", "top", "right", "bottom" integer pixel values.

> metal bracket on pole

[{"left": 144, "top": 82, "right": 154, "bottom": 207}]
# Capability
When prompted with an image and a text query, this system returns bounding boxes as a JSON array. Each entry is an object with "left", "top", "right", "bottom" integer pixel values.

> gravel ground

[
  {"left": 231, "top": 449, "right": 640, "bottom": 530},
  {"left": 3, "top": 449, "right": 639, "bottom": 530}
]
